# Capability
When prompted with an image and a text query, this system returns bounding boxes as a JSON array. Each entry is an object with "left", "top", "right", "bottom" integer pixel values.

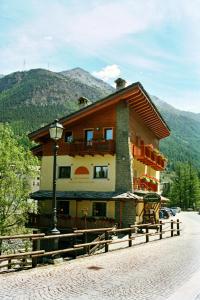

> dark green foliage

[{"left": 168, "top": 162, "right": 200, "bottom": 209}]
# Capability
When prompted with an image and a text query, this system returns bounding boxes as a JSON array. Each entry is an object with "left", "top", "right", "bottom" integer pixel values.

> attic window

[
  {"left": 65, "top": 131, "right": 73, "bottom": 143},
  {"left": 104, "top": 128, "right": 113, "bottom": 140}
]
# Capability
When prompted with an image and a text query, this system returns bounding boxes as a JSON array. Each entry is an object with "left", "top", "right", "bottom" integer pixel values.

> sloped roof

[{"left": 29, "top": 82, "right": 170, "bottom": 142}]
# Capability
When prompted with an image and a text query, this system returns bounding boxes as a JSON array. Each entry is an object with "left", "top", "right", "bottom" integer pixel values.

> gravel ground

[{"left": 0, "top": 212, "right": 200, "bottom": 300}]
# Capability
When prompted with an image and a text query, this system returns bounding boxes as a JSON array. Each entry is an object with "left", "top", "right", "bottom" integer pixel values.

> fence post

[
  {"left": 8, "top": 259, "right": 11, "bottom": 270},
  {"left": 73, "top": 228, "right": 77, "bottom": 259},
  {"left": 32, "top": 230, "right": 40, "bottom": 268},
  {"left": 84, "top": 232, "right": 89, "bottom": 255},
  {"left": 171, "top": 220, "right": 174, "bottom": 237},
  {"left": 159, "top": 221, "right": 162, "bottom": 240},
  {"left": 129, "top": 225, "right": 132, "bottom": 247},
  {"left": 177, "top": 219, "right": 180, "bottom": 236},
  {"left": 105, "top": 231, "right": 109, "bottom": 253},
  {"left": 145, "top": 227, "right": 149, "bottom": 243}
]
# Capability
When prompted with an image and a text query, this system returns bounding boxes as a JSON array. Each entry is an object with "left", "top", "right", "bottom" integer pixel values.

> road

[{"left": 0, "top": 212, "right": 200, "bottom": 300}]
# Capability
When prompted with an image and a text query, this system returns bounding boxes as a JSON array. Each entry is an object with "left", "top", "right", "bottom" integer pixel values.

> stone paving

[{"left": 0, "top": 212, "right": 200, "bottom": 300}]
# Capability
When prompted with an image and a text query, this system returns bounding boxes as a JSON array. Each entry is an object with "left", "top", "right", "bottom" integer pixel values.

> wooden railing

[
  {"left": 0, "top": 219, "right": 181, "bottom": 272},
  {"left": 27, "top": 214, "right": 116, "bottom": 230},
  {"left": 133, "top": 144, "right": 167, "bottom": 171},
  {"left": 65, "top": 139, "right": 115, "bottom": 156}
]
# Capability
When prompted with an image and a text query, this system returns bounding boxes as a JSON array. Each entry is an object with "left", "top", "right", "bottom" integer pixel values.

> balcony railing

[
  {"left": 27, "top": 213, "right": 116, "bottom": 230},
  {"left": 133, "top": 177, "right": 158, "bottom": 192},
  {"left": 133, "top": 144, "right": 167, "bottom": 171},
  {"left": 64, "top": 140, "right": 115, "bottom": 156}
]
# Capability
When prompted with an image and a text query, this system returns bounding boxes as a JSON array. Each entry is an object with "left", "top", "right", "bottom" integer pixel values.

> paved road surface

[{"left": 0, "top": 212, "right": 200, "bottom": 300}]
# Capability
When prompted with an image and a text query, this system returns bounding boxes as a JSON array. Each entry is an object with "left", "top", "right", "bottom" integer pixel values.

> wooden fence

[{"left": 0, "top": 219, "right": 181, "bottom": 272}]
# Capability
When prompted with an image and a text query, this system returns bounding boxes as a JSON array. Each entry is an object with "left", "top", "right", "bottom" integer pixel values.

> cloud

[
  {"left": 44, "top": 36, "right": 53, "bottom": 41},
  {"left": 0, "top": 0, "right": 168, "bottom": 73},
  {"left": 92, "top": 65, "right": 121, "bottom": 81},
  {"left": 2, "top": 0, "right": 200, "bottom": 76}
]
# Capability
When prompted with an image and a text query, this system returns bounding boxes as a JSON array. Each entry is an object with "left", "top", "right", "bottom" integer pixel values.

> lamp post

[{"left": 49, "top": 119, "right": 64, "bottom": 236}]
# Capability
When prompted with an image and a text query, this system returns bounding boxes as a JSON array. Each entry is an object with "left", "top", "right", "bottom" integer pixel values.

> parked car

[
  {"left": 171, "top": 207, "right": 181, "bottom": 213},
  {"left": 169, "top": 208, "right": 176, "bottom": 216},
  {"left": 162, "top": 207, "right": 176, "bottom": 216},
  {"left": 159, "top": 208, "right": 170, "bottom": 219}
]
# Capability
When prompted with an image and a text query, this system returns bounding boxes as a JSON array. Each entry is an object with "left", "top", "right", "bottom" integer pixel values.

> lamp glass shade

[{"left": 49, "top": 120, "right": 64, "bottom": 140}]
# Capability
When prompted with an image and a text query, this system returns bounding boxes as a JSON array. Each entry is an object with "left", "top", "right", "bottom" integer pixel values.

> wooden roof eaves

[
  {"left": 28, "top": 81, "right": 170, "bottom": 141},
  {"left": 137, "top": 83, "right": 170, "bottom": 133},
  {"left": 28, "top": 82, "right": 141, "bottom": 141}
]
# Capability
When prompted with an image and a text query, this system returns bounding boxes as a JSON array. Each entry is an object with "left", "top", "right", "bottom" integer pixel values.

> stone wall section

[
  {"left": 115, "top": 101, "right": 133, "bottom": 192},
  {"left": 115, "top": 101, "right": 135, "bottom": 227}
]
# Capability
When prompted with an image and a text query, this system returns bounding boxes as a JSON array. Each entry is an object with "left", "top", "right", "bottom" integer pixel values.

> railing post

[
  {"left": 32, "top": 230, "right": 40, "bottom": 268},
  {"left": 159, "top": 220, "right": 162, "bottom": 240},
  {"left": 177, "top": 219, "right": 180, "bottom": 236},
  {"left": 129, "top": 225, "right": 132, "bottom": 247},
  {"left": 146, "top": 227, "right": 149, "bottom": 243},
  {"left": 171, "top": 220, "right": 174, "bottom": 237},
  {"left": 105, "top": 231, "right": 109, "bottom": 253}
]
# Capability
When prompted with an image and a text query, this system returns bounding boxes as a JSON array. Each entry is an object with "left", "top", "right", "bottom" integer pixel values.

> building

[{"left": 28, "top": 79, "right": 170, "bottom": 232}]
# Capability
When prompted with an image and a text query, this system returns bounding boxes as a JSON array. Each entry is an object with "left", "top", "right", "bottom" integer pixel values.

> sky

[{"left": 1, "top": 0, "right": 200, "bottom": 112}]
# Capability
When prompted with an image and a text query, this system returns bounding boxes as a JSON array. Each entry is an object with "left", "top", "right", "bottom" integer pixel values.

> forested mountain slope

[
  {"left": 0, "top": 68, "right": 114, "bottom": 134},
  {"left": 152, "top": 96, "right": 200, "bottom": 170},
  {"left": 1, "top": 67, "right": 200, "bottom": 170}
]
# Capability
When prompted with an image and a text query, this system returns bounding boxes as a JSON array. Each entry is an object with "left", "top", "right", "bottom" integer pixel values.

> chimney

[
  {"left": 78, "top": 97, "right": 92, "bottom": 109},
  {"left": 115, "top": 78, "right": 126, "bottom": 91}
]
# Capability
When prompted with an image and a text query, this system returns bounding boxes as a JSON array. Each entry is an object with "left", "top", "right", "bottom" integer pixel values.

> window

[
  {"left": 85, "top": 130, "right": 93, "bottom": 142},
  {"left": 65, "top": 131, "right": 73, "bottom": 143},
  {"left": 94, "top": 166, "right": 108, "bottom": 179},
  {"left": 93, "top": 202, "right": 107, "bottom": 217},
  {"left": 57, "top": 201, "right": 69, "bottom": 215},
  {"left": 58, "top": 166, "right": 71, "bottom": 178},
  {"left": 104, "top": 128, "right": 113, "bottom": 140}
]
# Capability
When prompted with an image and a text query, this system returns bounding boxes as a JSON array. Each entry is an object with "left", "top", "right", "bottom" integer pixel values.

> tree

[
  {"left": 170, "top": 162, "right": 200, "bottom": 209},
  {"left": 0, "top": 123, "right": 38, "bottom": 238}
]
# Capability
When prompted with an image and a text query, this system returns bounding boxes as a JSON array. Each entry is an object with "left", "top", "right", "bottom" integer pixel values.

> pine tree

[{"left": 170, "top": 162, "right": 200, "bottom": 209}]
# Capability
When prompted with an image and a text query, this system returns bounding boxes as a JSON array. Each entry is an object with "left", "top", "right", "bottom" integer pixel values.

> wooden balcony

[
  {"left": 133, "top": 177, "right": 158, "bottom": 192},
  {"left": 64, "top": 140, "right": 115, "bottom": 156},
  {"left": 27, "top": 213, "right": 116, "bottom": 230},
  {"left": 133, "top": 144, "right": 167, "bottom": 171}
]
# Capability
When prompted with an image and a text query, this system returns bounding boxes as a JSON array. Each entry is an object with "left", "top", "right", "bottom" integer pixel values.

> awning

[{"left": 30, "top": 190, "right": 141, "bottom": 201}]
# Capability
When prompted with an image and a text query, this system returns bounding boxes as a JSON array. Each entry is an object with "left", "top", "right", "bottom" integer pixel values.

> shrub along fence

[{"left": 0, "top": 219, "right": 181, "bottom": 272}]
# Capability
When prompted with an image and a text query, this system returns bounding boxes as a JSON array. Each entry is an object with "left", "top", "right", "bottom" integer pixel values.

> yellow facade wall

[{"left": 40, "top": 154, "right": 116, "bottom": 192}]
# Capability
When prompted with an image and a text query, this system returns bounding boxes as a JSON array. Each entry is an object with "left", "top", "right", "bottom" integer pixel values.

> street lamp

[{"left": 49, "top": 119, "right": 64, "bottom": 236}]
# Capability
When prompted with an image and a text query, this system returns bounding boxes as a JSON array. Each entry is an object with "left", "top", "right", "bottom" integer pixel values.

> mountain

[
  {"left": 60, "top": 67, "right": 114, "bottom": 94},
  {"left": 0, "top": 74, "right": 4, "bottom": 79},
  {"left": 0, "top": 68, "right": 114, "bottom": 135},
  {"left": 1, "top": 66, "right": 200, "bottom": 171},
  {"left": 151, "top": 96, "right": 200, "bottom": 170}
]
